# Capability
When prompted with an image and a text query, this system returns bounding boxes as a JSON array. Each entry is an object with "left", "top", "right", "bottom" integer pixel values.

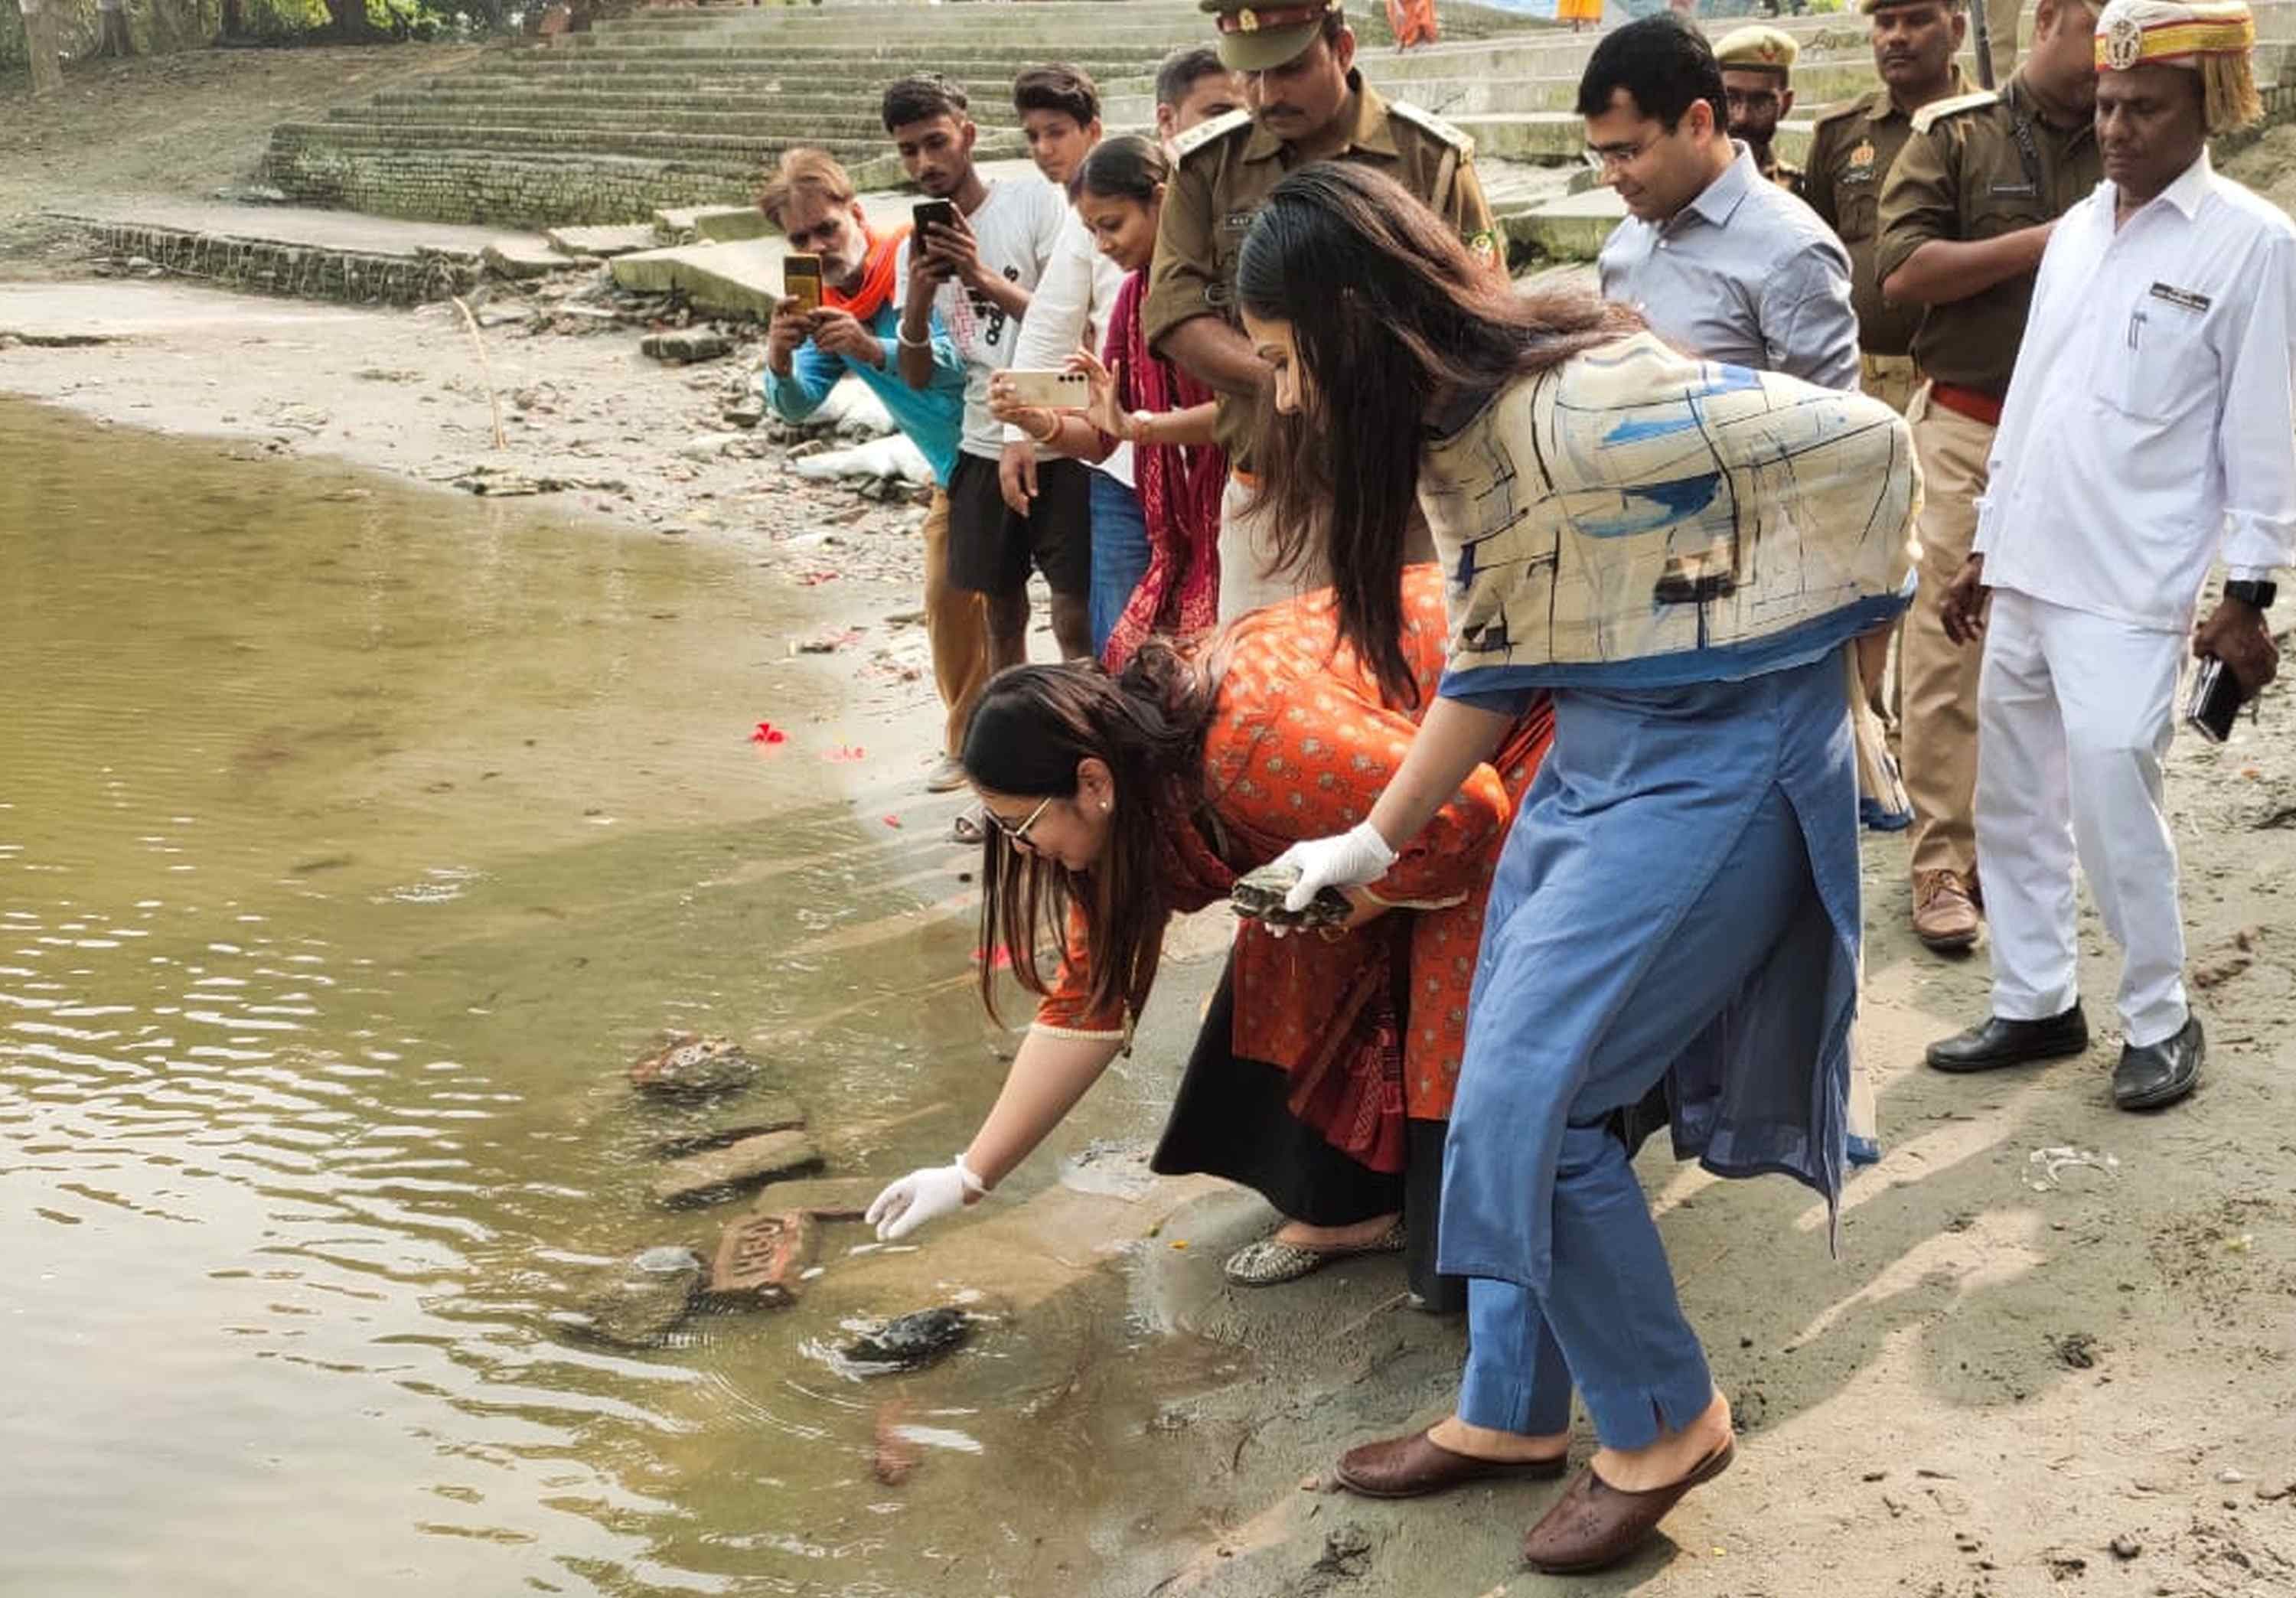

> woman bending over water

[
  {"left": 866, "top": 571, "right": 1551, "bottom": 1303},
  {"left": 1242, "top": 164, "right": 1916, "bottom": 1574}
]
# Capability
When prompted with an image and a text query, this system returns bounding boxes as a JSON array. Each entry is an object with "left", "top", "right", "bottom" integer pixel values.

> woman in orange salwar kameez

[
  {"left": 865, "top": 566, "right": 1551, "bottom": 1309},
  {"left": 1556, "top": 0, "right": 1602, "bottom": 33}
]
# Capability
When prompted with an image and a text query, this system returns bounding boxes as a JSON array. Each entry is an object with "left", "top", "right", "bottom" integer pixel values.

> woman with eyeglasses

[
  {"left": 1233, "top": 164, "right": 1915, "bottom": 1573},
  {"left": 864, "top": 567, "right": 1552, "bottom": 1304}
]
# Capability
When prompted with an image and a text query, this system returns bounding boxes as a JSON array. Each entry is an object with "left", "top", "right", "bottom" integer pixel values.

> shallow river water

[{"left": 0, "top": 403, "right": 1189, "bottom": 1597}]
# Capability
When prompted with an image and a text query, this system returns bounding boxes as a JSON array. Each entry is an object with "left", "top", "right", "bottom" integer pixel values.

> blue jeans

[{"left": 1088, "top": 468, "right": 1150, "bottom": 657}]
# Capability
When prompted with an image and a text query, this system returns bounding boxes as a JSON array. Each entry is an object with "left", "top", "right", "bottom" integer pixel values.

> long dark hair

[
  {"left": 1235, "top": 161, "right": 1641, "bottom": 706},
  {"left": 960, "top": 644, "right": 1218, "bottom": 1026}
]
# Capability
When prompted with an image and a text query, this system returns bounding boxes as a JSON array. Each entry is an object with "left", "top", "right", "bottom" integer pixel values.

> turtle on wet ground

[{"left": 841, "top": 1307, "right": 971, "bottom": 1372}]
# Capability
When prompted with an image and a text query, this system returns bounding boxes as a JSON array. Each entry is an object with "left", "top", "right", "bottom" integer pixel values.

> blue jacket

[{"left": 762, "top": 297, "right": 967, "bottom": 488}]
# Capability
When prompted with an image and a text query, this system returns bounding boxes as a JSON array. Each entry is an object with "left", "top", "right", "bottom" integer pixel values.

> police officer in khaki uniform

[
  {"left": 1712, "top": 24, "right": 1805, "bottom": 194},
  {"left": 1803, "top": 0, "right": 1971, "bottom": 414},
  {"left": 1143, "top": 0, "right": 1499, "bottom": 619},
  {"left": 1872, "top": 0, "right": 2101, "bottom": 952}
]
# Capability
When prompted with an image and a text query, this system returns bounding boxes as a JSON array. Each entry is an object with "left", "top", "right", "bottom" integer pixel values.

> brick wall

[{"left": 86, "top": 221, "right": 481, "bottom": 306}]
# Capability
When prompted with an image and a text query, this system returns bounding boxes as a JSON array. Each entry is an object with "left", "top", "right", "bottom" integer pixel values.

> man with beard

[
  {"left": 1712, "top": 24, "right": 1804, "bottom": 193},
  {"left": 761, "top": 148, "right": 983, "bottom": 798}
]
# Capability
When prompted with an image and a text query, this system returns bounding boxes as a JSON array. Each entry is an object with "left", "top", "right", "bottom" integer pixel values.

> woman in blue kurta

[{"left": 1228, "top": 165, "right": 1917, "bottom": 1575}]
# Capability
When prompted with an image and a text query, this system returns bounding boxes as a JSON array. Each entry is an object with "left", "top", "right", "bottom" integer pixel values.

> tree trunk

[
  {"left": 322, "top": 0, "right": 379, "bottom": 39},
  {"left": 217, "top": 0, "right": 241, "bottom": 37},
  {"left": 15, "top": 0, "right": 65, "bottom": 93}
]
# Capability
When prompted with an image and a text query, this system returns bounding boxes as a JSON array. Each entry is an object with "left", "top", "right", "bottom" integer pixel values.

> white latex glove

[
  {"left": 1272, "top": 820, "right": 1398, "bottom": 912},
  {"left": 864, "top": 1156, "right": 987, "bottom": 1241}
]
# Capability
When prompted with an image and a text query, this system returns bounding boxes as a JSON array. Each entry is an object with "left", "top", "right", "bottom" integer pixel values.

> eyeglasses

[
  {"left": 1583, "top": 131, "right": 1666, "bottom": 171},
  {"left": 987, "top": 794, "right": 1055, "bottom": 848}
]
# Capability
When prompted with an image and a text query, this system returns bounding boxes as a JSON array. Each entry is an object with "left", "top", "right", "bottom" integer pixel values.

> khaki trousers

[
  {"left": 921, "top": 488, "right": 990, "bottom": 757},
  {"left": 1901, "top": 383, "right": 1993, "bottom": 882},
  {"left": 1861, "top": 351, "right": 1920, "bottom": 419},
  {"left": 1984, "top": 0, "right": 2020, "bottom": 86}
]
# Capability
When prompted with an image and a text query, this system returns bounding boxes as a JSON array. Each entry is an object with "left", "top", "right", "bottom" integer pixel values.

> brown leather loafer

[
  {"left": 1521, "top": 1435, "right": 1735, "bottom": 1574},
  {"left": 1913, "top": 870, "right": 1981, "bottom": 952},
  {"left": 1334, "top": 1427, "right": 1569, "bottom": 1499}
]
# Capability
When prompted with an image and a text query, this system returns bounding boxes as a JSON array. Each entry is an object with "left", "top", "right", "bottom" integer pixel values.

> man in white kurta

[{"left": 1925, "top": 0, "right": 2293, "bottom": 1109}]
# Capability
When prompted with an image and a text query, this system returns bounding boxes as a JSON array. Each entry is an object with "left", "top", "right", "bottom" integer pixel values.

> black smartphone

[
  {"left": 912, "top": 200, "right": 957, "bottom": 240},
  {"left": 2185, "top": 655, "right": 2247, "bottom": 743}
]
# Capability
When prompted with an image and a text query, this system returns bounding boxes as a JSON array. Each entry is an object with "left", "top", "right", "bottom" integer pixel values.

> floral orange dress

[{"left": 1032, "top": 568, "right": 1551, "bottom": 1279}]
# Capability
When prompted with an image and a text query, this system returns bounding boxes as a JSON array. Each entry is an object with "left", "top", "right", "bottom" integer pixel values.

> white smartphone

[{"left": 1004, "top": 370, "right": 1090, "bottom": 409}]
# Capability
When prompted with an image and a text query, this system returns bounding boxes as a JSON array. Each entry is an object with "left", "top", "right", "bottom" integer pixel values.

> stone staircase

[{"left": 263, "top": 0, "right": 1548, "bottom": 226}]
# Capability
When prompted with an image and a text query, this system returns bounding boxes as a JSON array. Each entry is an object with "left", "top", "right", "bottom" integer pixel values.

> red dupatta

[{"left": 1098, "top": 269, "right": 1228, "bottom": 673}]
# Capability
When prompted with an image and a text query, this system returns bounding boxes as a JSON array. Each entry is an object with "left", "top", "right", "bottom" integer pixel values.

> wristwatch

[{"left": 2225, "top": 578, "right": 2278, "bottom": 609}]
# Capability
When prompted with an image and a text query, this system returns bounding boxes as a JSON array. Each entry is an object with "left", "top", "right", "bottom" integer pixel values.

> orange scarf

[{"left": 824, "top": 223, "right": 908, "bottom": 322}]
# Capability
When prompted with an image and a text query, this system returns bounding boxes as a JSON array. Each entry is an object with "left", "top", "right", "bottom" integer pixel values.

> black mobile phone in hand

[
  {"left": 912, "top": 200, "right": 957, "bottom": 241},
  {"left": 2186, "top": 655, "right": 2248, "bottom": 743}
]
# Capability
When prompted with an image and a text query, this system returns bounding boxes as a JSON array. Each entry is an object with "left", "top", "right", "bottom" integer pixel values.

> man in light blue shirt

[
  {"left": 759, "top": 148, "right": 984, "bottom": 791},
  {"left": 1585, "top": 15, "right": 1861, "bottom": 390}
]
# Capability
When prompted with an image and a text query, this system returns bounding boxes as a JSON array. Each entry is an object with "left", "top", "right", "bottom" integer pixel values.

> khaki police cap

[
  {"left": 1861, "top": 0, "right": 1962, "bottom": 15},
  {"left": 1712, "top": 23, "right": 1800, "bottom": 71},
  {"left": 1199, "top": 0, "right": 1343, "bottom": 72}
]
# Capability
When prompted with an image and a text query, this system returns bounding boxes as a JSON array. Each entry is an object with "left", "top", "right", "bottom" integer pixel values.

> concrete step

[
  {"left": 377, "top": 80, "right": 1152, "bottom": 116},
  {"left": 406, "top": 67, "right": 1153, "bottom": 99},
  {"left": 326, "top": 103, "right": 997, "bottom": 142},
  {"left": 1453, "top": 109, "right": 1817, "bottom": 165},
  {"left": 547, "top": 37, "right": 1177, "bottom": 66},
  {"left": 272, "top": 117, "right": 901, "bottom": 164}
]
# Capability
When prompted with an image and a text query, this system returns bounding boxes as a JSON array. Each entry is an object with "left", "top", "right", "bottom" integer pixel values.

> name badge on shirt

[
  {"left": 2148, "top": 282, "right": 2212, "bottom": 314},
  {"left": 1988, "top": 181, "right": 2037, "bottom": 197}
]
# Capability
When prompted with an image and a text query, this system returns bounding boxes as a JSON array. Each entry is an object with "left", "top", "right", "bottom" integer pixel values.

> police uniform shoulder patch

[
  {"left": 1911, "top": 89, "right": 1998, "bottom": 134},
  {"left": 1813, "top": 91, "right": 1878, "bottom": 129},
  {"left": 1174, "top": 107, "right": 1253, "bottom": 161},
  {"left": 1388, "top": 98, "right": 1476, "bottom": 159}
]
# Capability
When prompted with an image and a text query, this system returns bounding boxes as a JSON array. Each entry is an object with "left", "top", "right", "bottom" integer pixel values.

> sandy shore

[{"left": 5, "top": 263, "right": 2296, "bottom": 1598}]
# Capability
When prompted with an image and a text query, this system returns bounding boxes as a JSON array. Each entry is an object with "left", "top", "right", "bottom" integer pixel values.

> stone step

[
  {"left": 378, "top": 80, "right": 1150, "bottom": 116},
  {"left": 547, "top": 36, "right": 1177, "bottom": 65},
  {"left": 327, "top": 103, "right": 998, "bottom": 142},
  {"left": 402, "top": 67, "right": 1152, "bottom": 101},
  {"left": 279, "top": 116, "right": 1021, "bottom": 165},
  {"left": 1453, "top": 109, "right": 1818, "bottom": 165},
  {"left": 1502, "top": 186, "right": 1626, "bottom": 263}
]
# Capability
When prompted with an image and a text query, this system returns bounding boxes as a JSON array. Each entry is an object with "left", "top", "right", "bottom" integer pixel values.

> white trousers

[{"left": 1975, "top": 589, "right": 2190, "bottom": 1048}]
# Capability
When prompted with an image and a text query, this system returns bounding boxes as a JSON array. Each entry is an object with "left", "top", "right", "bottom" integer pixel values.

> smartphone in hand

[
  {"left": 912, "top": 200, "right": 958, "bottom": 241},
  {"left": 2186, "top": 655, "right": 2248, "bottom": 743},
  {"left": 783, "top": 253, "right": 824, "bottom": 314},
  {"left": 1003, "top": 370, "right": 1090, "bottom": 409}
]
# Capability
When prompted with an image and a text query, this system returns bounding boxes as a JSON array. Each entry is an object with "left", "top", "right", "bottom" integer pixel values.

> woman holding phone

[
  {"left": 1230, "top": 165, "right": 1916, "bottom": 1574},
  {"left": 990, "top": 136, "right": 1227, "bottom": 671}
]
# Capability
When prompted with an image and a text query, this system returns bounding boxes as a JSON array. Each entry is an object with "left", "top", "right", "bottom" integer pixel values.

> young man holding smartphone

[
  {"left": 757, "top": 148, "right": 985, "bottom": 799},
  {"left": 885, "top": 73, "right": 1081, "bottom": 680}
]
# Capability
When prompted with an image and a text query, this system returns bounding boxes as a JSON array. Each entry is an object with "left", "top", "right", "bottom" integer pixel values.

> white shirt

[
  {"left": 1001, "top": 204, "right": 1136, "bottom": 487},
  {"left": 1975, "top": 150, "right": 2296, "bottom": 631},
  {"left": 893, "top": 178, "right": 1068, "bottom": 461}
]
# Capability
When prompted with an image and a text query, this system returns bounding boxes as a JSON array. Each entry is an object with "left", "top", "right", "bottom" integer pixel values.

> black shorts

[{"left": 946, "top": 450, "right": 1092, "bottom": 599}]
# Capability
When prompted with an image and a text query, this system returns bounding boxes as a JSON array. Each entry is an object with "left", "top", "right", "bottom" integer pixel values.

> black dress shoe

[
  {"left": 2115, "top": 1014, "right": 2204, "bottom": 1110},
  {"left": 1926, "top": 1006, "right": 2090, "bottom": 1074}
]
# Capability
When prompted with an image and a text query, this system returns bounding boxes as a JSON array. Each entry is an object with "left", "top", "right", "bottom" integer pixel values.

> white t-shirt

[
  {"left": 895, "top": 178, "right": 1068, "bottom": 461},
  {"left": 1003, "top": 204, "right": 1136, "bottom": 487}
]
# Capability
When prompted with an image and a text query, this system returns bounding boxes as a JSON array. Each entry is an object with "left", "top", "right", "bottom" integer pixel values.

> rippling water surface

[{"left": 0, "top": 403, "right": 1161, "bottom": 1596}]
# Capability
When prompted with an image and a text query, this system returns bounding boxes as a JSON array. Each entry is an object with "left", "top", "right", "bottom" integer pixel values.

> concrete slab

[
  {"left": 483, "top": 236, "right": 576, "bottom": 279},
  {"left": 1503, "top": 187, "right": 1627, "bottom": 263},
  {"left": 612, "top": 236, "right": 783, "bottom": 316},
  {"left": 546, "top": 221, "right": 659, "bottom": 256}
]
